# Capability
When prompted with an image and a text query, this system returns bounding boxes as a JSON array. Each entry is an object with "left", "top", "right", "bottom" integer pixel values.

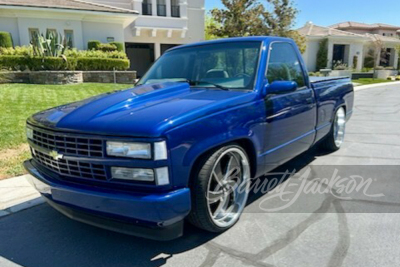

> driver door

[{"left": 261, "top": 42, "right": 317, "bottom": 170}]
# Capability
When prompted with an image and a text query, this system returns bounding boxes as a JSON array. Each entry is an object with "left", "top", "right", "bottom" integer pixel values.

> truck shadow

[{"left": 0, "top": 147, "right": 322, "bottom": 267}]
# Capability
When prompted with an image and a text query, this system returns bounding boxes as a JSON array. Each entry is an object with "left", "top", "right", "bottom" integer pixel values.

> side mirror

[{"left": 265, "top": 81, "right": 298, "bottom": 95}]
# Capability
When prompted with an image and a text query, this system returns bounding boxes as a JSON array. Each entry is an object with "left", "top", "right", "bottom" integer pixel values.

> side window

[{"left": 266, "top": 42, "right": 306, "bottom": 88}]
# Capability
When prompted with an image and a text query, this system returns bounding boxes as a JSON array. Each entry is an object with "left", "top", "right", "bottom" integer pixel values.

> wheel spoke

[
  {"left": 224, "top": 154, "right": 240, "bottom": 181},
  {"left": 217, "top": 203, "right": 237, "bottom": 222},
  {"left": 212, "top": 161, "right": 224, "bottom": 186},
  {"left": 213, "top": 193, "right": 229, "bottom": 217},
  {"left": 208, "top": 190, "right": 223, "bottom": 204}
]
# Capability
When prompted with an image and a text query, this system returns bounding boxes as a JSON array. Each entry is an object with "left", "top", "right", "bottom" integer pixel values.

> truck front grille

[
  {"left": 32, "top": 128, "right": 104, "bottom": 158},
  {"left": 33, "top": 149, "right": 107, "bottom": 181}
]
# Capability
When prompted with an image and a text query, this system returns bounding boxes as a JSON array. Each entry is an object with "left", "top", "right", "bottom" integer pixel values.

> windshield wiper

[{"left": 177, "top": 79, "right": 229, "bottom": 91}]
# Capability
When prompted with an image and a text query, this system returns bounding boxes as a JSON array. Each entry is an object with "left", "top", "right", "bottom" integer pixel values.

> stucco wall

[
  {"left": 303, "top": 37, "right": 365, "bottom": 72},
  {"left": 88, "top": 0, "right": 205, "bottom": 58},
  {"left": 303, "top": 39, "right": 320, "bottom": 72},
  {"left": 327, "top": 39, "right": 364, "bottom": 71},
  {"left": 82, "top": 21, "right": 124, "bottom": 49},
  {"left": 16, "top": 17, "right": 85, "bottom": 49},
  {"left": 0, "top": 17, "right": 20, "bottom": 46}
]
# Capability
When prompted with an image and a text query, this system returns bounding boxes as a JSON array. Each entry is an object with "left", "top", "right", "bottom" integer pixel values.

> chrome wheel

[
  {"left": 333, "top": 107, "right": 346, "bottom": 147},
  {"left": 206, "top": 147, "right": 250, "bottom": 228}
]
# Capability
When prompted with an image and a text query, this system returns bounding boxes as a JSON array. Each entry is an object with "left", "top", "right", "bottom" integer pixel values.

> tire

[
  {"left": 320, "top": 107, "right": 346, "bottom": 151},
  {"left": 187, "top": 144, "right": 251, "bottom": 232}
]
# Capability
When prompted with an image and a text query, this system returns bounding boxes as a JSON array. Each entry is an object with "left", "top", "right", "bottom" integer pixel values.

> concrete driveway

[{"left": 1, "top": 83, "right": 400, "bottom": 267}]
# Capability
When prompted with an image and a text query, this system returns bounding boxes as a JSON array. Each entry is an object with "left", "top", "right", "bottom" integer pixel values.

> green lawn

[
  {"left": 0, "top": 83, "right": 132, "bottom": 179},
  {"left": 352, "top": 78, "right": 395, "bottom": 86}
]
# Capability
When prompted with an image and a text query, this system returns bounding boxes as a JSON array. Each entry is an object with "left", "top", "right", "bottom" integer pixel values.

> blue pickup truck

[{"left": 24, "top": 36, "right": 354, "bottom": 240}]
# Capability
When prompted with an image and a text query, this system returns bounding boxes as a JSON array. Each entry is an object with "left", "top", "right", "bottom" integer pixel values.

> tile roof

[
  {"left": 330, "top": 21, "right": 400, "bottom": 30},
  {"left": 365, "top": 33, "right": 400, "bottom": 43},
  {"left": 298, "top": 23, "right": 366, "bottom": 38},
  {"left": 0, "top": 0, "right": 138, "bottom": 14},
  {"left": 297, "top": 23, "right": 400, "bottom": 44}
]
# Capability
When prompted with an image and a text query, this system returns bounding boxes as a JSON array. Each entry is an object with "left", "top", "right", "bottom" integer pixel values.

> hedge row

[
  {"left": 0, "top": 55, "right": 129, "bottom": 71},
  {"left": 87, "top": 40, "right": 124, "bottom": 52}
]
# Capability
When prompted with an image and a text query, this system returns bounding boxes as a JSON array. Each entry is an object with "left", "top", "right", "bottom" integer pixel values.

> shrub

[
  {"left": 98, "top": 43, "right": 117, "bottom": 52},
  {"left": 28, "top": 57, "right": 73, "bottom": 71},
  {"left": 0, "top": 46, "right": 33, "bottom": 56},
  {"left": 0, "top": 45, "right": 129, "bottom": 71},
  {"left": 396, "top": 76, "right": 400, "bottom": 81},
  {"left": 361, "top": 67, "right": 373, "bottom": 73},
  {"left": 0, "top": 55, "right": 27, "bottom": 71},
  {"left": 364, "top": 49, "right": 375, "bottom": 68},
  {"left": 31, "top": 31, "right": 68, "bottom": 57},
  {"left": 0, "top": 55, "right": 76, "bottom": 71},
  {"left": 88, "top": 40, "right": 101, "bottom": 50},
  {"left": 316, "top": 38, "right": 328, "bottom": 71},
  {"left": 110, "top": 42, "right": 124, "bottom": 52},
  {"left": 309, "top": 72, "right": 321, "bottom": 77},
  {"left": 0, "top": 55, "right": 129, "bottom": 71},
  {"left": 0, "top": 32, "right": 13, "bottom": 48},
  {"left": 65, "top": 48, "right": 127, "bottom": 59},
  {"left": 333, "top": 60, "right": 348, "bottom": 70},
  {"left": 75, "top": 57, "right": 129, "bottom": 71}
]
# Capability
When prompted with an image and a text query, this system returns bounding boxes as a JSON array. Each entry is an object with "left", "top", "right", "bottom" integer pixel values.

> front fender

[{"left": 165, "top": 99, "right": 266, "bottom": 188}]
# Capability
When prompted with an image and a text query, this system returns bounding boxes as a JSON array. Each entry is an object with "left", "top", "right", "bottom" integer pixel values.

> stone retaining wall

[
  {"left": 0, "top": 72, "right": 30, "bottom": 83},
  {"left": 82, "top": 71, "right": 136, "bottom": 84},
  {"left": 30, "top": 71, "right": 83, "bottom": 84},
  {"left": 0, "top": 71, "right": 137, "bottom": 84}
]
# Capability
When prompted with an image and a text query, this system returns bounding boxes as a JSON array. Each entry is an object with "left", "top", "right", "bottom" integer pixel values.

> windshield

[{"left": 138, "top": 41, "right": 261, "bottom": 90}]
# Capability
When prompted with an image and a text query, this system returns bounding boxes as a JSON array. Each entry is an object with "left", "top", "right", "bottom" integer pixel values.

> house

[
  {"left": 298, "top": 21, "right": 400, "bottom": 72},
  {"left": 0, "top": 0, "right": 205, "bottom": 77}
]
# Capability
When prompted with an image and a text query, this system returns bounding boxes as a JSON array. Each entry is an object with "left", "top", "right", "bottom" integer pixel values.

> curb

[
  {"left": 354, "top": 81, "right": 400, "bottom": 91},
  {"left": 0, "top": 174, "right": 45, "bottom": 218},
  {"left": 0, "top": 196, "right": 45, "bottom": 218}
]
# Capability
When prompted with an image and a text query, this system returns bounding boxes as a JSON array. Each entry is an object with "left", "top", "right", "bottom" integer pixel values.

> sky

[{"left": 205, "top": 0, "right": 400, "bottom": 28}]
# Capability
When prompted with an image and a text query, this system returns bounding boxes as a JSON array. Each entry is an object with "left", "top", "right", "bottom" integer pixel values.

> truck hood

[{"left": 28, "top": 82, "right": 256, "bottom": 137}]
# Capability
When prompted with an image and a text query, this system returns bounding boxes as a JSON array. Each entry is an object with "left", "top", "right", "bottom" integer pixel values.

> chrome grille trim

[
  {"left": 31, "top": 127, "right": 104, "bottom": 158},
  {"left": 33, "top": 149, "right": 107, "bottom": 181}
]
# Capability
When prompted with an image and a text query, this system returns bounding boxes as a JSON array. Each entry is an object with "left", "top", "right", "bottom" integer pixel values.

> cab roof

[{"left": 168, "top": 36, "right": 295, "bottom": 52}]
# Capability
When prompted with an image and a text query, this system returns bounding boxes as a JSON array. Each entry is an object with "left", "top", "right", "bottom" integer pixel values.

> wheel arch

[
  {"left": 333, "top": 103, "right": 347, "bottom": 120},
  {"left": 188, "top": 138, "right": 258, "bottom": 187}
]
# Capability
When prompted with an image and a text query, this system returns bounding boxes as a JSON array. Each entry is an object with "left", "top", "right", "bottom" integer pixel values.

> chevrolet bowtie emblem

[{"left": 49, "top": 150, "right": 63, "bottom": 160}]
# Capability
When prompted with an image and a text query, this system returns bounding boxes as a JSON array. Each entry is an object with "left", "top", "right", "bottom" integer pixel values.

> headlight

[
  {"left": 111, "top": 167, "right": 154, "bottom": 181},
  {"left": 106, "top": 141, "right": 151, "bottom": 159},
  {"left": 106, "top": 141, "right": 168, "bottom": 160},
  {"left": 26, "top": 127, "right": 33, "bottom": 140}
]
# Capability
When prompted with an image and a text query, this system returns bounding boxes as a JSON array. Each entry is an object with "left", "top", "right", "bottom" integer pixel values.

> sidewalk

[{"left": 0, "top": 174, "right": 44, "bottom": 217}]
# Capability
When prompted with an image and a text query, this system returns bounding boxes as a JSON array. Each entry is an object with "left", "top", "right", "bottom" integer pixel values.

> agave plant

[{"left": 31, "top": 31, "right": 69, "bottom": 58}]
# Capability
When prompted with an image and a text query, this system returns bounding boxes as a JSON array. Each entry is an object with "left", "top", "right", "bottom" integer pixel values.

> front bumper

[{"left": 24, "top": 159, "right": 191, "bottom": 241}]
